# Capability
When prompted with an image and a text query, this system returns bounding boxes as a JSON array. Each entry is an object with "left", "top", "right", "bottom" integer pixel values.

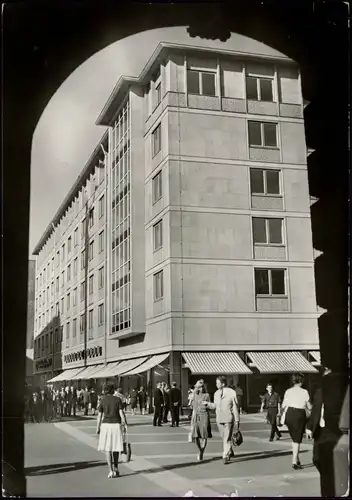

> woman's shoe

[
  {"left": 108, "top": 471, "right": 114, "bottom": 478},
  {"left": 197, "top": 454, "right": 201, "bottom": 461},
  {"left": 292, "top": 463, "right": 303, "bottom": 470},
  {"left": 113, "top": 470, "right": 119, "bottom": 478}
]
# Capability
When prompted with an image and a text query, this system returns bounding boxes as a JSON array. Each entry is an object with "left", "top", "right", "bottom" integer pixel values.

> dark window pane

[
  {"left": 252, "top": 218, "right": 267, "bottom": 243},
  {"left": 259, "top": 79, "right": 273, "bottom": 101},
  {"left": 246, "top": 76, "right": 258, "bottom": 100},
  {"left": 250, "top": 169, "right": 264, "bottom": 194},
  {"left": 187, "top": 70, "right": 200, "bottom": 94},
  {"left": 263, "top": 123, "right": 277, "bottom": 147},
  {"left": 202, "top": 72, "right": 216, "bottom": 96},
  {"left": 255, "top": 269, "right": 270, "bottom": 295},
  {"left": 248, "top": 121, "right": 262, "bottom": 146},
  {"left": 271, "top": 269, "right": 285, "bottom": 295},
  {"left": 268, "top": 219, "right": 282, "bottom": 244},
  {"left": 266, "top": 170, "right": 280, "bottom": 194}
]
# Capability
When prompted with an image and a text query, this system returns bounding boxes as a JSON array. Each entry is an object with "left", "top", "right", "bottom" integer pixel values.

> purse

[
  {"left": 121, "top": 427, "right": 132, "bottom": 463},
  {"left": 232, "top": 429, "right": 243, "bottom": 447}
]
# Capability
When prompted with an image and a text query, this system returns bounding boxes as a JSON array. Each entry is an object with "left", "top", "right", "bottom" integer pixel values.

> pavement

[{"left": 25, "top": 411, "right": 320, "bottom": 497}]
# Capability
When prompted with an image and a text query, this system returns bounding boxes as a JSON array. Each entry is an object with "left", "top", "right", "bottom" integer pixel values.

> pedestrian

[
  {"left": 46, "top": 386, "right": 53, "bottom": 421},
  {"left": 31, "top": 391, "right": 41, "bottom": 423},
  {"left": 153, "top": 382, "right": 164, "bottom": 427},
  {"left": 190, "top": 381, "right": 212, "bottom": 461},
  {"left": 70, "top": 386, "right": 77, "bottom": 417},
  {"left": 170, "top": 382, "right": 181, "bottom": 427},
  {"left": 83, "top": 386, "right": 90, "bottom": 416},
  {"left": 281, "top": 373, "right": 312, "bottom": 470},
  {"left": 96, "top": 383, "right": 127, "bottom": 478},
  {"left": 162, "top": 383, "right": 171, "bottom": 423},
  {"left": 39, "top": 389, "right": 47, "bottom": 422},
  {"left": 90, "top": 388, "right": 98, "bottom": 416},
  {"left": 59, "top": 388, "right": 65, "bottom": 417},
  {"left": 129, "top": 388, "right": 138, "bottom": 415},
  {"left": 114, "top": 388, "right": 127, "bottom": 410},
  {"left": 260, "top": 383, "right": 282, "bottom": 441},
  {"left": 64, "top": 386, "right": 71, "bottom": 417},
  {"left": 138, "top": 386, "right": 147, "bottom": 415},
  {"left": 203, "top": 376, "right": 240, "bottom": 465},
  {"left": 234, "top": 384, "right": 244, "bottom": 415}
]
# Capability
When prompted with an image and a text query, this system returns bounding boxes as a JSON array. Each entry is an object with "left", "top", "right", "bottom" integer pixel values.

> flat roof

[
  {"left": 32, "top": 129, "right": 108, "bottom": 256},
  {"left": 96, "top": 41, "right": 294, "bottom": 126}
]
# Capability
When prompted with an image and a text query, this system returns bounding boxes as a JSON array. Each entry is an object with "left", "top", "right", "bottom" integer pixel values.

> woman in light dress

[
  {"left": 96, "top": 383, "right": 128, "bottom": 478},
  {"left": 190, "top": 380, "right": 212, "bottom": 461},
  {"left": 281, "top": 373, "right": 312, "bottom": 470}
]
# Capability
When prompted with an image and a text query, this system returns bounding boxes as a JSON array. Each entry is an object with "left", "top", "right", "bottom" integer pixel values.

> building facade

[
  {"left": 26, "top": 260, "right": 36, "bottom": 385},
  {"left": 33, "top": 41, "right": 321, "bottom": 407}
]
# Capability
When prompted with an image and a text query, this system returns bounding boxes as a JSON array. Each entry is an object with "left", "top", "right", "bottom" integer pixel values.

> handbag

[
  {"left": 232, "top": 429, "right": 243, "bottom": 447},
  {"left": 121, "top": 427, "right": 132, "bottom": 463}
]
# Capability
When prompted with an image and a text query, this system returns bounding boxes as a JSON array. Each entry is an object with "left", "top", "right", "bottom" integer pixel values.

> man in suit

[
  {"left": 82, "top": 386, "right": 90, "bottom": 416},
  {"left": 204, "top": 376, "right": 240, "bottom": 464},
  {"left": 169, "top": 382, "right": 182, "bottom": 427},
  {"left": 153, "top": 382, "right": 164, "bottom": 427}
]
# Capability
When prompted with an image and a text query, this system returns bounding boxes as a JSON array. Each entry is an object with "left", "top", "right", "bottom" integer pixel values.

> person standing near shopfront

[
  {"left": 260, "top": 383, "right": 282, "bottom": 441},
  {"left": 138, "top": 386, "right": 147, "bottom": 415},
  {"left": 70, "top": 386, "right": 77, "bottom": 417},
  {"left": 234, "top": 383, "right": 244, "bottom": 415},
  {"left": 153, "top": 382, "right": 164, "bottom": 427},
  {"left": 83, "top": 386, "right": 90, "bottom": 416},
  {"left": 203, "top": 376, "right": 240, "bottom": 465},
  {"left": 169, "top": 382, "right": 181, "bottom": 427}
]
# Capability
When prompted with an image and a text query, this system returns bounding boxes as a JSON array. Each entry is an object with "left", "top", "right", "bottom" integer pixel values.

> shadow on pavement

[{"left": 25, "top": 460, "right": 105, "bottom": 476}]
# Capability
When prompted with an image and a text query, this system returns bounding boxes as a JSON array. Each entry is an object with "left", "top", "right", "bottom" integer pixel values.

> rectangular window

[
  {"left": 89, "top": 274, "right": 94, "bottom": 295},
  {"left": 61, "top": 298, "right": 64, "bottom": 313},
  {"left": 246, "top": 76, "right": 274, "bottom": 102},
  {"left": 67, "top": 293, "right": 70, "bottom": 311},
  {"left": 67, "top": 264, "right": 71, "bottom": 281},
  {"left": 152, "top": 124, "right": 161, "bottom": 157},
  {"left": 152, "top": 170, "right": 162, "bottom": 204},
  {"left": 74, "top": 228, "right": 78, "bottom": 246},
  {"left": 81, "top": 218, "right": 86, "bottom": 240},
  {"left": 73, "top": 288, "right": 77, "bottom": 306},
  {"left": 80, "top": 281, "right": 86, "bottom": 302},
  {"left": 89, "top": 309, "right": 94, "bottom": 330},
  {"left": 56, "top": 302, "right": 59, "bottom": 316},
  {"left": 45, "top": 333, "right": 49, "bottom": 348},
  {"left": 89, "top": 208, "right": 94, "bottom": 228},
  {"left": 80, "top": 313, "right": 86, "bottom": 334},
  {"left": 51, "top": 257, "right": 54, "bottom": 273},
  {"left": 154, "top": 270, "right": 164, "bottom": 300},
  {"left": 56, "top": 277, "right": 59, "bottom": 293},
  {"left": 252, "top": 218, "right": 283, "bottom": 245},
  {"left": 81, "top": 250, "right": 86, "bottom": 270},
  {"left": 66, "top": 323, "right": 70, "bottom": 347},
  {"left": 248, "top": 121, "right": 278, "bottom": 148},
  {"left": 155, "top": 83, "right": 161, "bottom": 107},
  {"left": 250, "top": 168, "right": 280, "bottom": 195},
  {"left": 98, "top": 230, "right": 104, "bottom": 253},
  {"left": 187, "top": 69, "right": 216, "bottom": 96},
  {"left": 61, "top": 244, "right": 65, "bottom": 262},
  {"left": 89, "top": 241, "right": 94, "bottom": 261},
  {"left": 98, "top": 195, "right": 105, "bottom": 218},
  {"left": 73, "top": 319, "right": 77, "bottom": 338},
  {"left": 73, "top": 257, "right": 78, "bottom": 276},
  {"left": 61, "top": 271, "right": 64, "bottom": 288},
  {"left": 56, "top": 251, "right": 60, "bottom": 267},
  {"left": 255, "top": 268, "right": 286, "bottom": 296},
  {"left": 98, "top": 266, "right": 104, "bottom": 289},
  {"left": 98, "top": 303, "right": 104, "bottom": 325},
  {"left": 153, "top": 220, "right": 163, "bottom": 251},
  {"left": 67, "top": 236, "right": 72, "bottom": 254}
]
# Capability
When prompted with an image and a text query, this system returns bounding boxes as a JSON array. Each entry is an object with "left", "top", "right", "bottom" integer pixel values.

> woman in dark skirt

[
  {"left": 281, "top": 373, "right": 312, "bottom": 470},
  {"left": 190, "top": 381, "right": 212, "bottom": 461}
]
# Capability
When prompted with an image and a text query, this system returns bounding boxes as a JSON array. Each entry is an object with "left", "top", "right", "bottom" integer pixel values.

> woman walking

[
  {"left": 96, "top": 383, "right": 128, "bottom": 478},
  {"left": 90, "top": 389, "right": 98, "bottom": 416},
  {"left": 129, "top": 388, "right": 138, "bottom": 415},
  {"left": 138, "top": 386, "right": 147, "bottom": 415},
  {"left": 281, "top": 373, "right": 312, "bottom": 470},
  {"left": 190, "top": 381, "right": 212, "bottom": 461}
]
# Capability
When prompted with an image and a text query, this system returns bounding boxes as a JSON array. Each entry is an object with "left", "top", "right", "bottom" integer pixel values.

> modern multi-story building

[
  {"left": 33, "top": 41, "right": 321, "bottom": 408},
  {"left": 26, "top": 260, "right": 36, "bottom": 385}
]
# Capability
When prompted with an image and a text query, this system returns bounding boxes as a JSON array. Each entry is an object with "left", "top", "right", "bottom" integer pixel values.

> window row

[{"left": 152, "top": 268, "right": 287, "bottom": 302}]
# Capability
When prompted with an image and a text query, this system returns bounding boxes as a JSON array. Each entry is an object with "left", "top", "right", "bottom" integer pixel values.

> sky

[{"left": 29, "top": 27, "right": 286, "bottom": 256}]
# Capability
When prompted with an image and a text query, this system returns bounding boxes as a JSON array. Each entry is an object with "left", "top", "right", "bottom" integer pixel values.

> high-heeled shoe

[
  {"left": 292, "top": 463, "right": 303, "bottom": 470},
  {"left": 108, "top": 471, "right": 114, "bottom": 478}
]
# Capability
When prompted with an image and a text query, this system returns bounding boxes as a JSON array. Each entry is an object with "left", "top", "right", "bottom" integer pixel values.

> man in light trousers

[{"left": 203, "top": 375, "right": 240, "bottom": 465}]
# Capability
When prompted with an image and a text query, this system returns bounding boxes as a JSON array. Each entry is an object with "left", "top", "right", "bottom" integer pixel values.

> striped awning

[
  {"left": 182, "top": 352, "right": 252, "bottom": 375},
  {"left": 47, "top": 367, "right": 84, "bottom": 383},
  {"left": 309, "top": 351, "right": 321, "bottom": 365},
  {"left": 247, "top": 352, "right": 318, "bottom": 373},
  {"left": 123, "top": 353, "right": 170, "bottom": 377},
  {"left": 92, "top": 362, "right": 122, "bottom": 379},
  {"left": 73, "top": 364, "right": 105, "bottom": 380},
  {"left": 116, "top": 357, "right": 148, "bottom": 376}
]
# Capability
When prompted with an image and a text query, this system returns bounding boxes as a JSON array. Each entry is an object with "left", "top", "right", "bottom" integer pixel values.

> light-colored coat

[{"left": 208, "top": 387, "right": 240, "bottom": 424}]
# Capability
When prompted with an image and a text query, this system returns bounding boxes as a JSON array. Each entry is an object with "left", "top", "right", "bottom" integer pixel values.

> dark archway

[{"left": 2, "top": 1, "right": 349, "bottom": 496}]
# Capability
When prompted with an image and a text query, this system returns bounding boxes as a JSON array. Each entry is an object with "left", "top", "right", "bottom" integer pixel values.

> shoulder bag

[{"left": 121, "top": 426, "right": 132, "bottom": 463}]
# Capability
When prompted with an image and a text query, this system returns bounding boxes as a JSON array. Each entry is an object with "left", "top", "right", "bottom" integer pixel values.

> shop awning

[
  {"left": 92, "top": 362, "right": 121, "bottom": 379},
  {"left": 309, "top": 351, "right": 321, "bottom": 365},
  {"left": 122, "top": 353, "right": 170, "bottom": 376},
  {"left": 246, "top": 351, "right": 318, "bottom": 373},
  {"left": 116, "top": 357, "right": 148, "bottom": 376},
  {"left": 73, "top": 364, "right": 105, "bottom": 380},
  {"left": 47, "top": 367, "right": 85, "bottom": 383},
  {"left": 182, "top": 352, "right": 253, "bottom": 375}
]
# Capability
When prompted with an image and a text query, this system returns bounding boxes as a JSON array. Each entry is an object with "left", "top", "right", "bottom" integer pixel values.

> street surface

[{"left": 25, "top": 411, "right": 320, "bottom": 497}]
